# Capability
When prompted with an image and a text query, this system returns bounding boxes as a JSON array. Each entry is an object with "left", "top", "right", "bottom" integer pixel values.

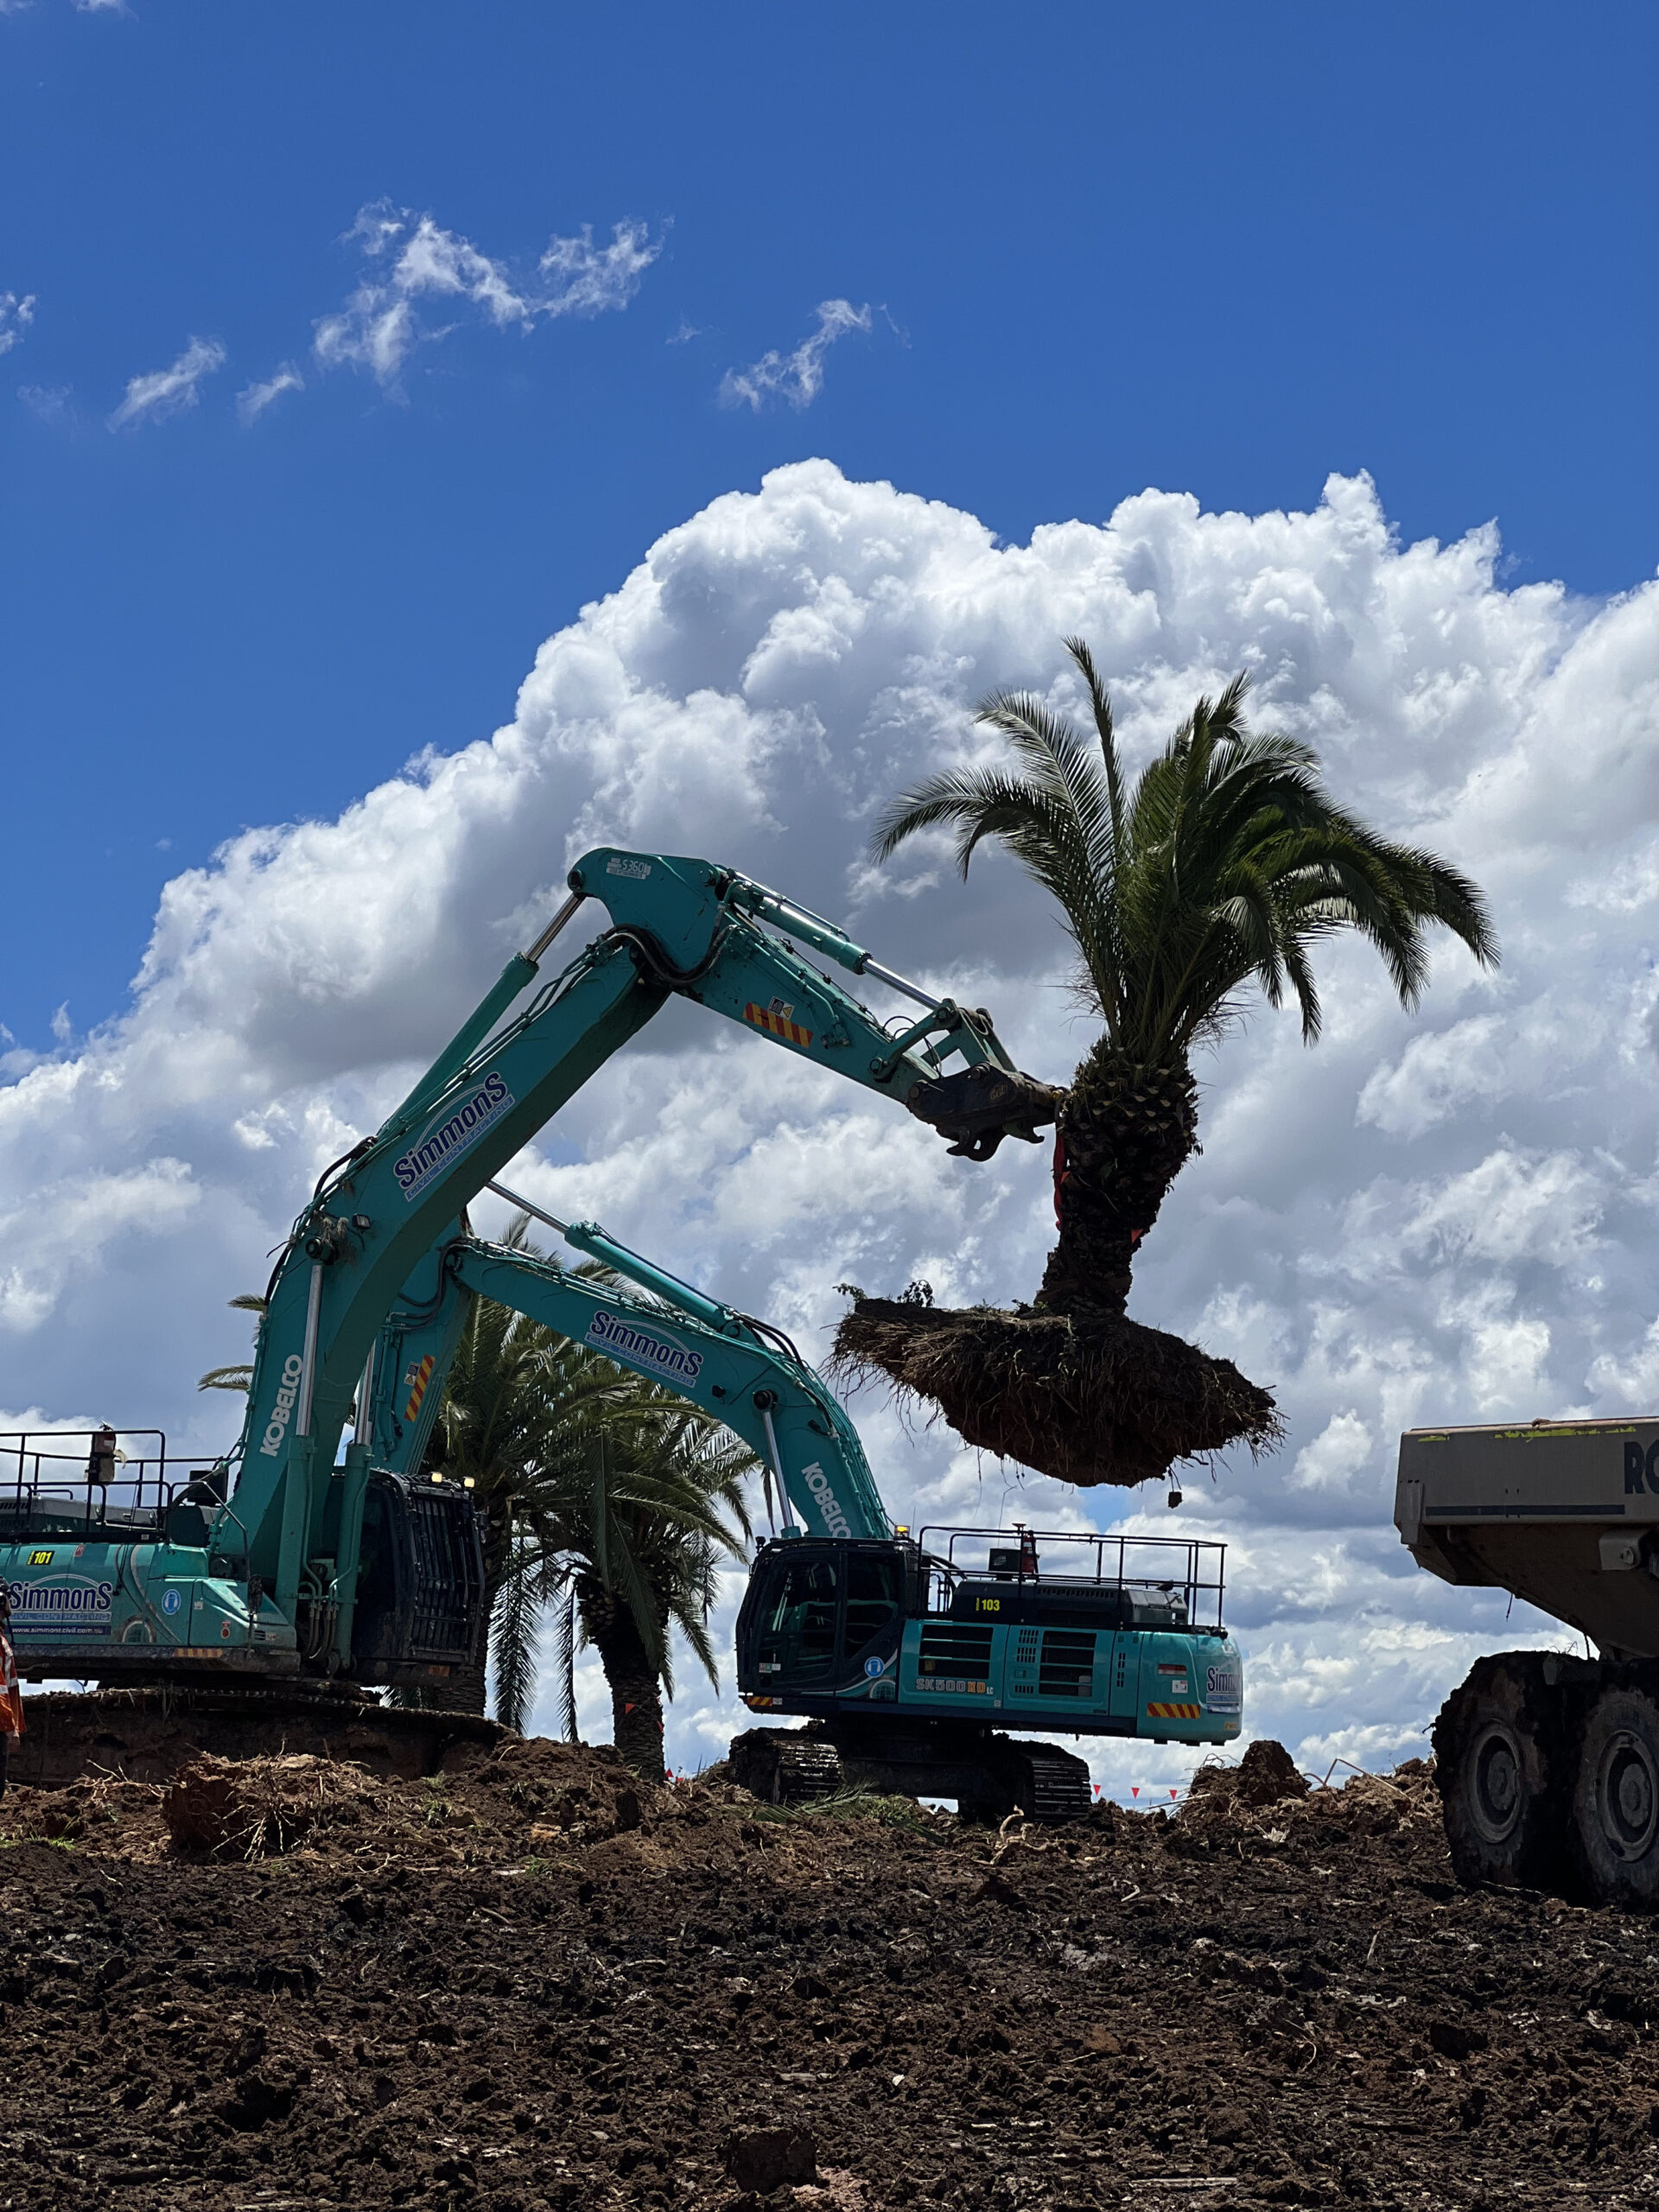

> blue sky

[{"left": 3, "top": 3, "right": 1656, "bottom": 1049}]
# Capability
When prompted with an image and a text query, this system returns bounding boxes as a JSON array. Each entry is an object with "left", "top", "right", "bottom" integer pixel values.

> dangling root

[{"left": 830, "top": 1300, "right": 1282, "bottom": 1490}]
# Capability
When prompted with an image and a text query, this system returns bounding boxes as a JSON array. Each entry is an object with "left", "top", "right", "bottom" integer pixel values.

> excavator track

[
  {"left": 11, "top": 1686, "right": 505, "bottom": 1791},
  {"left": 728, "top": 1726, "right": 845, "bottom": 1805},
  {"left": 1007, "top": 1739, "right": 1094, "bottom": 1823},
  {"left": 731, "top": 1724, "right": 1094, "bottom": 1823}
]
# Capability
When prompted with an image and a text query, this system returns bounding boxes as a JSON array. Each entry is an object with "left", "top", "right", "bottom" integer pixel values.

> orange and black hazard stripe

[
  {"left": 404, "top": 1354, "right": 436, "bottom": 1423},
  {"left": 1146, "top": 1701, "right": 1203, "bottom": 1721},
  {"left": 744, "top": 1003, "right": 814, "bottom": 1049}
]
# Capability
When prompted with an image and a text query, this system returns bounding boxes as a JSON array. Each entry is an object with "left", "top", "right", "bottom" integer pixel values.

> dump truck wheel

[
  {"left": 1571, "top": 1686, "right": 1659, "bottom": 1910},
  {"left": 1433, "top": 1653, "right": 1569, "bottom": 1892}
]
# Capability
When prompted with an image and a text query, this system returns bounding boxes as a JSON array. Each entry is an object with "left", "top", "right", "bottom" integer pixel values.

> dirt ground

[{"left": 2, "top": 1715, "right": 1655, "bottom": 2212}]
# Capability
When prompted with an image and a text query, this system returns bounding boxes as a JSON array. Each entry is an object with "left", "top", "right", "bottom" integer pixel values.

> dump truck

[{"left": 1396, "top": 1416, "right": 1659, "bottom": 1906}]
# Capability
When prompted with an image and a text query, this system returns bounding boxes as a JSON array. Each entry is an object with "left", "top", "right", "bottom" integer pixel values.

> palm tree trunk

[
  {"left": 581, "top": 1588, "right": 667, "bottom": 1781},
  {"left": 1037, "top": 1045, "right": 1199, "bottom": 1315},
  {"left": 448, "top": 1649, "right": 489, "bottom": 1715}
]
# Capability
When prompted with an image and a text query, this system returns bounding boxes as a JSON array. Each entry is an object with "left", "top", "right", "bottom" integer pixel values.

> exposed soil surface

[{"left": 3, "top": 1717, "right": 1656, "bottom": 2212}]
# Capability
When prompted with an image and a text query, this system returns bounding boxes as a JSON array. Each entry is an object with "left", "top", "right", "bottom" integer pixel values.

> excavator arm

[
  {"left": 223, "top": 849, "right": 1043, "bottom": 1639},
  {"left": 569, "top": 849, "right": 1057, "bottom": 1161},
  {"left": 369, "top": 1203, "right": 889, "bottom": 1549}
]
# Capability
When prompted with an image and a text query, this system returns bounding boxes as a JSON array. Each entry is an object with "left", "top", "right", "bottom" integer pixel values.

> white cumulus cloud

[
  {"left": 6, "top": 459, "right": 1658, "bottom": 1788},
  {"left": 720, "top": 299, "right": 872, "bottom": 410},
  {"left": 106, "top": 335, "right": 226, "bottom": 430},
  {"left": 313, "top": 203, "right": 662, "bottom": 386},
  {"left": 1290, "top": 1410, "right": 1375, "bottom": 1495}
]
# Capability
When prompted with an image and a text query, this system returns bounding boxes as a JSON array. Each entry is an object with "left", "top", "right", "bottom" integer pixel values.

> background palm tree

[
  {"left": 836, "top": 642, "right": 1497, "bottom": 1487},
  {"left": 197, "top": 1293, "right": 269, "bottom": 1394},
  {"left": 524, "top": 1421, "right": 752, "bottom": 1777},
  {"left": 422, "top": 1224, "right": 754, "bottom": 1766}
]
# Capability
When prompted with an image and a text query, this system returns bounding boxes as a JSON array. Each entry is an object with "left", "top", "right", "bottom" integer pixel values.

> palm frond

[
  {"left": 872, "top": 641, "right": 1498, "bottom": 1065},
  {"left": 197, "top": 1365, "right": 255, "bottom": 1395},
  {"left": 489, "top": 1541, "right": 543, "bottom": 1734},
  {"left": 554, "top": 1586, "right": 580, "bottom": 1742}
]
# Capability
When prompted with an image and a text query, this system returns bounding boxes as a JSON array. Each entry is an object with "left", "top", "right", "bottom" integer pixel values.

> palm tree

[
  {"left": 531, "top": 1420, "right": 753, "bottom": 1777},
  {"left": 416, "top": 1231, "right": 611, "bottom": 1713},
  {"left": 423, "top": 1227, "right": 753, "bottom": 1764},
  {"left": 197, "top": 1294, "right": 270, "bottom": 1395},
  {"left": 842, "top": 642, "right": 1497, "bottom": 1484}
]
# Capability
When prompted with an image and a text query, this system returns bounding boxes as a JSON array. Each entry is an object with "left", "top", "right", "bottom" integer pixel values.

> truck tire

[
  {"left": 1433, "top": 1652, "right": 1570, "bottom": 1892},
  {"left": 1571, "top": 1684, "right": 1659, "bottom": 1910}
]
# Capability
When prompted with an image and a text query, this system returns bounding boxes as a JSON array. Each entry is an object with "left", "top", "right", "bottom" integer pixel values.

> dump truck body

[{"left": 1396, "top": 1417, "right": 1659, "bottom": 1661}]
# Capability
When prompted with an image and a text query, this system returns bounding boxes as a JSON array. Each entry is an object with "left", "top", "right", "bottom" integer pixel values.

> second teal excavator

[{"left": 355, "top": 1185, "right": 1243, "bottom": 1819}]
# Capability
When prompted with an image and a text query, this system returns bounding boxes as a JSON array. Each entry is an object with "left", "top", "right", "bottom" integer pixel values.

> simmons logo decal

[
  {"left": 586, "top": 1310, "right": 704, "bottom": 1384},
  {"left": 393, "top": 1071, "right": 515, "bottom": 1202}
]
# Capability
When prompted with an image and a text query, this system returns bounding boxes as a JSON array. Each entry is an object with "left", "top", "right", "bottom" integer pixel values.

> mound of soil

[
  {"left": 163, "top": 1754, "right": 385, "bottom": 1857},
  {"left": 1, "top": 1728, "right": 1655, "bottom": 2211},
  {"left": 833, "top": 1300, "right": 1282, "bottom": 1488}
]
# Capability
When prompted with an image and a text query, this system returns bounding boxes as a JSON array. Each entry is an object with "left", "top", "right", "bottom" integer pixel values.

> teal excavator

[
  {"left": 0, "top": 849, "right": 1243, "bottom": 1817},
  {"left": 356, "top": 1195, "right": 1242, "bottom": 1815}
]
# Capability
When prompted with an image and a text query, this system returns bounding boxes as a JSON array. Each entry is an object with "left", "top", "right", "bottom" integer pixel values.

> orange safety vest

[{"left": 0, "top": 1622, "right": 23, "bottom": 1737}]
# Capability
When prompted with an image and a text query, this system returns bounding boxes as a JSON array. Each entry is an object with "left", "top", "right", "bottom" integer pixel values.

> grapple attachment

[{"left": 905, "top": 1065, "right": 1062, "bottom": 1160}]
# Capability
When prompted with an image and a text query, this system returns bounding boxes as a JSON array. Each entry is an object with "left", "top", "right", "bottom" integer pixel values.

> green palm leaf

[
  {"left": 423, "top": 1217, "right": 757, "bottom": 1771},
  {"left": 874, "top": 645, "right": 1497, "bottom": 1315}
]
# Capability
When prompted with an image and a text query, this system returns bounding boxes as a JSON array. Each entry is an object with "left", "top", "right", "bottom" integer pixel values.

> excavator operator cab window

[
  {"left": 842, "top": 1550, "right": 903, "bottom": 1656},
  {"left": 758, "top": 1551, "right": 840, "bottom": 1682}
]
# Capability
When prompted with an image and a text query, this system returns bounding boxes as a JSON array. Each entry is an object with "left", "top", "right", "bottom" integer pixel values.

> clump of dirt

[
  {"left": 9, "top": 1728, "right": 665, "bottom": 1868},
  {"left": 723, "top": 2125, "right": 817, "bottom": 2193},
  {"left": 1173, "top": 1749, "right": 1438, "bottom": 1858},
  {"left": 0, "top": 1764, "right": 164, "bottom": 1849},
  {"left": 164, "top": 1753, "right": 384, "bottom": 1858},
  {"left": 832, "top": 1297, "right": 1281, "bottom": 1488},
  {"left": 1185, "top": 1736, "right": 1310, "bottom": 1813},
  {"left": 2, "top": 1729, "right": 1655, "bottom": 2212}
]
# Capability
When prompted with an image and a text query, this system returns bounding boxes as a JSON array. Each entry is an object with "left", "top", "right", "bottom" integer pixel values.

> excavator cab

[{"left": 737, "top": 1538, "right": 918, "bottom": 1700}]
